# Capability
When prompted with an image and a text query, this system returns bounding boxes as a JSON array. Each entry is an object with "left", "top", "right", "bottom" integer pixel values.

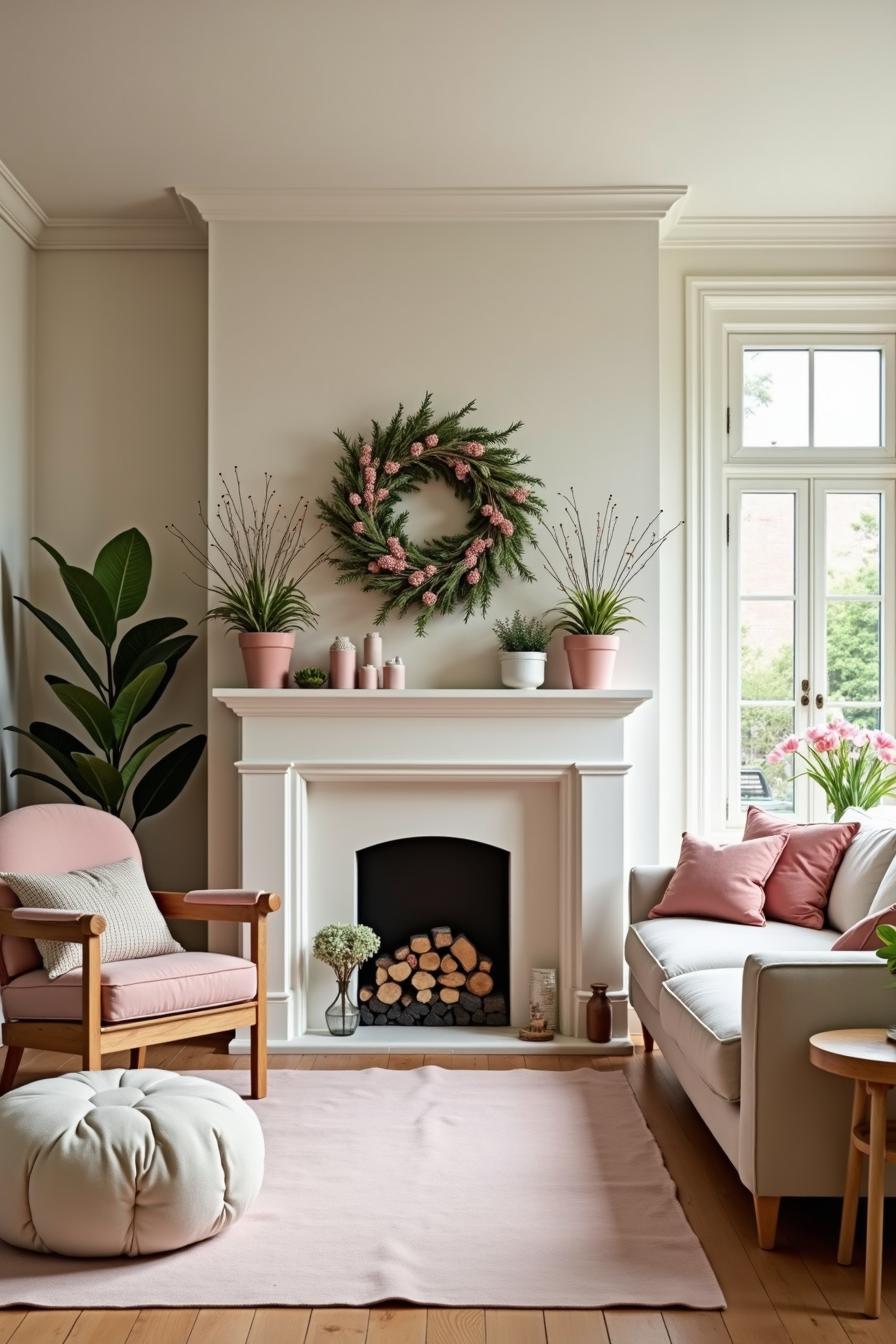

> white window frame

[{"left": 685, "top": 279, "right": 896, "bottom": 837}]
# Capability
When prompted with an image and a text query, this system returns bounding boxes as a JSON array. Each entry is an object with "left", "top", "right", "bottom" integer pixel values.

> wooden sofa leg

[
  {"left": 754, "top": 1195, "right": 781, "bottom": 1250},
  {"left": 130, "top": 1047, "right": 147, "bottom": 1070},
  {"left": 642, "top": 1025, "right": 655, "bottom": 1054},
  {"left": 0, "top": 1046, "right": 24, "bottom": 1094}
]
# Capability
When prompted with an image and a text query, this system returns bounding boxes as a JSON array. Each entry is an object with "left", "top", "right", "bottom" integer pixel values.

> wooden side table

[{"left": 809, "top": 1028, "right": 896, "bottom": 1318}]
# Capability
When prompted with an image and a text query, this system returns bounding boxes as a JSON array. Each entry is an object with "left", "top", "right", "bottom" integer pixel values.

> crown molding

[
  {"left": 177, "top": 185, "right": 690, "bottom": 225},
  {"left": 39, "top": 217, "right": 207, "bottom": 250},
  {"left": 662, "top": 215, "right": 896, "bottom": 249},
  {"left": 0, "top": 159, "right": 47, "bottom": 247}
]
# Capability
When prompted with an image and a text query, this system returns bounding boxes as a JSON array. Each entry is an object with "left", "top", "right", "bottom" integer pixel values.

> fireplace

[{"left": 356, "top": 836, "right": 509, "bottom": 1027}]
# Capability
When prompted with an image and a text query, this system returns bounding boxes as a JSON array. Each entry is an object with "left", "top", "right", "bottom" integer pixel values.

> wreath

[{"left": 318, "top": 394, "right": 544, "bottom": 633}]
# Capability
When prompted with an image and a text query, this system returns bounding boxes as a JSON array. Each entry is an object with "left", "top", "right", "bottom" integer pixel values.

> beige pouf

[{"left": 0, "top": 1068, "right": 264, "bottom": 1257}]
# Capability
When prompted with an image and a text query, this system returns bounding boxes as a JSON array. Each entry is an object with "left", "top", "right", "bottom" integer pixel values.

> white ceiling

[{"left": 1, "top": 0, "right": 894, "bottom": 223}]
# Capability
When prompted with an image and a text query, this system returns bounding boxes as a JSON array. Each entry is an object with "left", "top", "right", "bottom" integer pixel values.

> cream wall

[
  {"left": 0, "top": 220, "right": 34, "bottom": 811},
  {"left": 658, "top": 244, "right": 896, "bottom": 858},
  {"left": 30, "top": 250, "right": 208, "bottom": 904},
  {"left": 207, "top": 220, "right": 666, "bottom": 892}
]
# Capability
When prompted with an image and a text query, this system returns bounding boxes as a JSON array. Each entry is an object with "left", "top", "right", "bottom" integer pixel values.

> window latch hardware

[{"left": 816, "top": 693, "right": 824, "bottom": 710}]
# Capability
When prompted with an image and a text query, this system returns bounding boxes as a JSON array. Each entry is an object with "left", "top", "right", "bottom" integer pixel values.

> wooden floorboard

[{"left": 3, "top": 1036, "right": 895, "bottom": 1344}]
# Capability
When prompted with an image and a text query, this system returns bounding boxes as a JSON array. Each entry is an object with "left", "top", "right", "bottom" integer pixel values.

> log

[
  {"left": 439, "top": 987, "right": 460, "bottom": 1004},
  {"left": 375, "top": 966, "right": 388, "bottom": 986},
  {"left": 410, "top": 933, "right": 432, "bottom": 955},
  {"left": 371, "top": 995, "right": 391, "bottom": 1013},
  {"left": 454, "top": 1006, "right": 471, "bottom": 1025},
  {"left": 431, "top": 926, "right": 454, "bottom": 949},
  {"left": 394, "top": 945, "right": 410, "bottom": 962},
  {"left": 440, "top": 954, "right": 458, "bottom": 973},
  {"left": 359, "top": 985, "right": 375, "bottom": 1002},
  {"left": 478, "top": 958, "right": 493, "bottom": 973},
  {"left": 416, "top": 988, "right": 433, "bottom": 1004},
  {"left": 460, "top": 991, "right": 482, "bottom": 1013},
  {"left": 387, "top": 960, "right": 412, "bottom": 983},
  {"left": 411, "top": 970, "right": 436, "bottom": 991},
  {"left": 377, "top": 981, "right": 402, "bottom": 1005},
  {"left": 405, "top": 952, "right": 418, "bottom": 970},
  {"left": 451, "top": 935, "right": 478, "bottom": 973},
  {"left": 438, "top": 971, "right": 466, "bottom": 989},
  {"left": 418, "top": 950, "right": 441, "bottom": 972},
  {"left": 466, "top": 970, "right": 494, "bottom": 998},
  {"left": 400, "top": 992, "right": 413, "bottom": 1007},
  {"left": 375, "top": 955, "right": 394, "bottom": 969}
]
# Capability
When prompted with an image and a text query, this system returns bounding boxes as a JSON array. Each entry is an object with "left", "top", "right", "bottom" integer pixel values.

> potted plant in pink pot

[
  {"left": 170, "top": 471, "right": 330, "bottom": 689},
  {"left": 539, "top": 489, "right": 681, "bottom": 690}
]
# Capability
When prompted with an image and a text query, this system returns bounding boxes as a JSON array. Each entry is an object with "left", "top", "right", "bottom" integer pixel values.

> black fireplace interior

[{"left": 356, "top": 835, "right": 510, "bottom": 1027}]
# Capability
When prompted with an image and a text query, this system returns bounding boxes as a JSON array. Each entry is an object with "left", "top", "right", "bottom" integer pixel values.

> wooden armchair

[{"left": 0, "top": 805, "right": 279, "bottom": 1099}]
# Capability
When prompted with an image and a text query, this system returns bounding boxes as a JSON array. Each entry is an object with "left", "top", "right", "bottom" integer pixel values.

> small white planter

[{"left": 499, "top": 650, "right": 547, "bottom": 690}]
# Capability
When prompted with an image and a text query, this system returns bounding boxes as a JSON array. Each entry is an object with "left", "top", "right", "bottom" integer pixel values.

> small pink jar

[
  {"left": 383, "top": 658, "right": 405, "bottom": 690},
  {"left": 358, "top": 664, "right": 378, "bottom": 689},
  {"left": 328, "top": 636, "right": 356, "bottom": 689}
]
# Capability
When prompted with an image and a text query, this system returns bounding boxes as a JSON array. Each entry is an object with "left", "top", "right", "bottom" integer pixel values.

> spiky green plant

[
  {"left": 294, "top": 666, "right": 327, "bottom": 688},
  {"left": 493, "top": 610, "right": 550, "bottom": 652}
]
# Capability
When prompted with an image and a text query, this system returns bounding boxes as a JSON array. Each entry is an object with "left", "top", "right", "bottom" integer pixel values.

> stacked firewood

[{"left": 358, "top": 927, "right": 508, "bottom": 1027}]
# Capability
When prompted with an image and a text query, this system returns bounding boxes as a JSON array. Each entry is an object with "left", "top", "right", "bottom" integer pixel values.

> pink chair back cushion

[
  {"left": 649, "top": 831, "right": 787, "bottom": 926},
  {"left": 742, "top": 806, "right": 859, "bottom": 929},
  {"left": 831, "top": 902, "right": 896, "bottom": 951},
  {"left": 0, "top": 805, "right": 141, "bottom": 984}
]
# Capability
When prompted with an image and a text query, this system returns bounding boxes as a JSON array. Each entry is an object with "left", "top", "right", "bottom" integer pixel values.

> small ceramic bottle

[
  {"left": 358, "top": 663, "right": 378, "bottom": 690},
  {"left": 586, "top": 982, "right": 612, "bottom": 1044},
  {"left": 383, "top": 656, "right": 405, "bottom": 690},
  {"left": 363, "top": 632, "right": 384, "bottom": 687},
  {"left": 329, "top": 635, "right": 356, "bottom": 689}
]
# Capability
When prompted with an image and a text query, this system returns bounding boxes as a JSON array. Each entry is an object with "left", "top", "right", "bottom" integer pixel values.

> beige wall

[
  {"left": 658, "top": 245, "right": 896, "bottom": 858},
  {"left": 0, "top": 220, "right": 34, "bottom": 812},
  {"left": 207, "top": 220, "right": 667, "bottom": 890},
  {"left": 30, "top": 250, "right": 208, "bottom": 909}
]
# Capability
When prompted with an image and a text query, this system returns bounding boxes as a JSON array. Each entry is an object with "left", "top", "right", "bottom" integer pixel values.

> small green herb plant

[
  {"left": 294, "top": 667, "right": 327, "bottom": 688},
  {"left": 493, "top": 610, "right": 550, "bottom": 653}
]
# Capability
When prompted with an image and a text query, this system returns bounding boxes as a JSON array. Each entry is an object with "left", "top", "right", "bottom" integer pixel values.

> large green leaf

[
  {"left": 9, "top": 768, "right": 84, "bottom": 805},
  {"left": 133, "top": 639, "right": 195, "bottom": 725},
  {"left": 93, "top": 529, "right": 151, "bottom": 623},
  {"left": 59, "top": 565, "right": 117, "bottom": 646},
  {"left": 116, "top": 635, "right": 195, "bottom": 696},
  {"left": 13, "top": 596, "right": 105, "bottom": 694},
  {"left": 113, "top": 617, "right": 187, "bottom": 692},
  {"left": 32, "top": 536, "right": 68, "bottom": 569},
  {"left": 72, "top": 754, "right": 124, "bottom": 809},
  {"left": 111, "top": 663, "right": 165, "bottom": 743},
  {"left": 49, "top": 679, "right": 116, "bottom": 751},
  {"left": 132, "top": 734, "right": 206, "bottom": 826},
  {"left": 120, "top": 723, "right": 188, "bottom": 792},
  {"left": 5, "top": 722, "right": 105, "bottom": 803}
]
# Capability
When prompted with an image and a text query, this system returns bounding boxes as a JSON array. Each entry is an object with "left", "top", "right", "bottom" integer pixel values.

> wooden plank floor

[{"left": 2, "top": 1033, "right": 895, "bottom": 1344}]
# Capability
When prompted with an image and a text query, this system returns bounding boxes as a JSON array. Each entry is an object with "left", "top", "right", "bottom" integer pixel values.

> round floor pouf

[{"left": 0, "top": 1068, "right": 265, "bottom": 1257}]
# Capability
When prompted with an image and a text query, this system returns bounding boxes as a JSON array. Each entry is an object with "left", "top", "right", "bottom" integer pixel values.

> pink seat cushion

[
  {"left": 0, "top": 951, "right": 257, "bottom": 1024},
  {"left": 649, "top": 832, "right": 787, "bottom": 926},
  {"left": 831, "top": 902, "right": 896, "bottom": 951},
  {"left": 742, "top": 806, "right": 859, "bottom": 929}
]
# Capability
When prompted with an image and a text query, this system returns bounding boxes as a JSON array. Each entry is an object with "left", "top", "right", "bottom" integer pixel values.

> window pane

[
  {"left": 740, "top": 493, "right": 795, "bottom": 595},
  {"left": 741, "top": 600, "right": 794, "bottom": 701},
  {"left": 827, "top": 704, "right": 881, "bottom": 731},
  {"left": 826, "top": 492, "right": 881, "bottom": 595},
  {"left": 740, "top": 706, "right": 795, "bottom": 813},
  {"left": 826, "top": 600, "right": 880, "bottom": 701},
  {"left": 814, "top": 350, "right": 882, "bottom": 448},
  {"left": 742, "top": 349, "right": 809, "bottom": 448}
]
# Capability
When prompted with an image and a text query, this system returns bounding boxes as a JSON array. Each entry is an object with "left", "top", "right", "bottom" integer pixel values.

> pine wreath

[{"left": 318, "top": 394, "right": 544, "bottom": 633}]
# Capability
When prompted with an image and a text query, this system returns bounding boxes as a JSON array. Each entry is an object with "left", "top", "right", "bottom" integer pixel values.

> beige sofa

[{"left": 626, "top": 832, "right": 896, "bottom": 1251}]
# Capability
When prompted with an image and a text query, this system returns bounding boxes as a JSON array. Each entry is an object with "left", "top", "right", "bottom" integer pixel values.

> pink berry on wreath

[
  {"left": 410, "top": 442, "right": 424, "bottom": 457},
  {"left": 511, "top": 486, "right": 529, "bottom": 503},
  {"left": 384, "top": 461, "right": 400, "bottom": 475},
  {"left": 425, "top": 433, "right": 439, "bottom": 448},
  {"left": 378, "top": 554, "right": 398, "bottom": 572},
  {"left": 387, "top": 536, "right": 404, "bottom": 557},
  {"left": 368, "top": 561, "right": 380, "bottom": 573},
  {"left": 481, "top": 504, "right": 494, "bottom": 518},
  {"left": 454, "top": 462, "right": 470, "bottom": 480},
  {"left": 408, "top": 570, "right": 425, "bottom": 587},
  {"left": 352, "top": 521, "right": 365, "bottom": 534},
  {"left": 424, "top": 563, "right": 437, "bottom": 576},
  {"left": 484, "top": 536, "right": 494, "bottom": 548},
  {"left": 376, "top": 488, "right": 389, "bottom": 501},
  {"left": 359, "top": 444, "right": 372, "bottom": 466},
  {"left": 348, "top": 492, "right": 362, "bottom": 506},
  {"left": 422, "top": 591, "right": 437, "bottom": 606},
  {"left": 466, "top": 568, "right": 481, "bottom": 585},
  {"left": 466, "top": 441, "right": 484, "bottom": 458},
  {"left": 500, "top": 519, "right": 514, "bottom": 536}
]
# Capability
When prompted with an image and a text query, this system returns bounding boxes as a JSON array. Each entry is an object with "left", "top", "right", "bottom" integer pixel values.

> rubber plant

[{"left": 6, "top": 529, "right": 206, "bottom": 829}]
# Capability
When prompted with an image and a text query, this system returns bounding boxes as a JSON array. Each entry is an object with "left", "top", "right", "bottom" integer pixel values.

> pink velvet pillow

[
  {"left": 831, "top": 902, "right": 896, "bottom": 951},
  {"left": 648, "top": 832, "right": 787, "bottom": 926},
  {"left": 743, "top": 807, "right": 859, "bottom": 929}
]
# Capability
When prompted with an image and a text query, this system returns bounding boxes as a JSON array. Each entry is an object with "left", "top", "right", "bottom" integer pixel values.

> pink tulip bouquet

[{"left": 767, "top": 720, "right": 896, "bottom": 819}]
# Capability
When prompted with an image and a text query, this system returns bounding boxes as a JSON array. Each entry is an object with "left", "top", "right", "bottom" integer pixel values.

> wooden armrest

[
  {"left": 0, "top": 907, "right": 106, "bottom": 941},
  {"left": 153, "top": 890, "right": 281, "bottom": 923}
]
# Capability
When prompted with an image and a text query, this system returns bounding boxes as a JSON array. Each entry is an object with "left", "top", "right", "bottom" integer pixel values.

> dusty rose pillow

[
  {"left": 648, "top": 832, "right": 787, "bottom": 926},
  {"left": 831, "top": 902, "right": 896, "bottom": 951},
  {"left": 743, "top": 807, "right": 858, "bottom": 929}
]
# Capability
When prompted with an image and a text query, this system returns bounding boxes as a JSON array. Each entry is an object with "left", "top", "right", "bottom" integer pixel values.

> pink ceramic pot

[
  {"left": 238, "top": 632, "right": 295, "bottom": 689},
  {"left": 564, "top": 634, "right": 619, "bottom": 690}
]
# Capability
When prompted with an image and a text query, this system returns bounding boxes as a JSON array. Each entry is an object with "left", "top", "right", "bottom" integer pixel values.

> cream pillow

[
  {"left": 826, "top": 808, "right": 896, "bottom": 932},
  {"left": 0, "top": 857, "right": 182, "bottom": 979}
]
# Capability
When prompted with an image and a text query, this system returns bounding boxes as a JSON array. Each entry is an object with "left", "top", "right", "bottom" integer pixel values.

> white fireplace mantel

[{"left": 214, "top": 686, "right": 651, "bottom": 1053}]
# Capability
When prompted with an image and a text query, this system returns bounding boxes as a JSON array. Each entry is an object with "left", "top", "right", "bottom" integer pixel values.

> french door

[{"left": 728, "top": 477, "right": 895, "bottom": 822}]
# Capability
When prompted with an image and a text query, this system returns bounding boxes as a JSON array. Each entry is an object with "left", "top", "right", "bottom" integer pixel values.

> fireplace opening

[{"left": 356, "top": 835, "right": 510, "bottom": 1027}]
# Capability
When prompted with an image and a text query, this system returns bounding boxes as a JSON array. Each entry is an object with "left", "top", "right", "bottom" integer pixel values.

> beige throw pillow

[
  {"left": 826, "top": 808, "right": 896, "bottom": 932},
  {"left": 0, "top": 857, "right": 182, "bottom": 979}
]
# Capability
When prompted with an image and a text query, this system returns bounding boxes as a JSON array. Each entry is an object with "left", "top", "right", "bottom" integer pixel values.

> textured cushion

[
  {"left": 0, "top": 805, "right": 141, "bottom": 983},
  {"left": 648, "top": 832, "right": 786, "bottom": 926},
  {"left": 1, "top": 951, "right": 257, "bottom": 1023},
  {"left": 831, "top": 901, "right": 896, "bottom": 952},
  {"left": 827, "top": 809, "right": 896, "bottom": 932},
  {"left": 0, "top": 857, "right": 181, "bottom": 979},
  {"left": 0, "top": 1068, "right": 264, "bottom": 1257},
  {"left": 660, "top": 970, "right": 743, "bottom": 1102},
  {"left": 625, "top": 917, "right": 838, "bottom": 1010},
  {"left": 742, "top": 806, "right": 857, "bottom": 929}
]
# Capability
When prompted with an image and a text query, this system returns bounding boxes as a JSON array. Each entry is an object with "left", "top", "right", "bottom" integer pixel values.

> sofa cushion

[
  {"left": 660, "top": 970, "right": 743, "bottom": 1102},
  {"left": 831, "top": 900, "right": 896, "bottom": 951},
  {"left": 648, "top": 832, "right": 786, "bottom": 926},
  {"left": 0, "top": 951, "right": 257, "bottom": 1024},
  {"left": 742, "top": 806, "right": 858, "bottom": 929},
  {"left": 827, "top": 809, "right": 896, "bottom": 932},
  {"left": 625, "top": 917, "right": 837, "bottom": 1010}
]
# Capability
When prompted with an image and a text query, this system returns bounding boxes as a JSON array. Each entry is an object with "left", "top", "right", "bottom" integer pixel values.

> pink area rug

[{"left": 0, "top": 1067, "right": 724, "bottom": 1309}]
